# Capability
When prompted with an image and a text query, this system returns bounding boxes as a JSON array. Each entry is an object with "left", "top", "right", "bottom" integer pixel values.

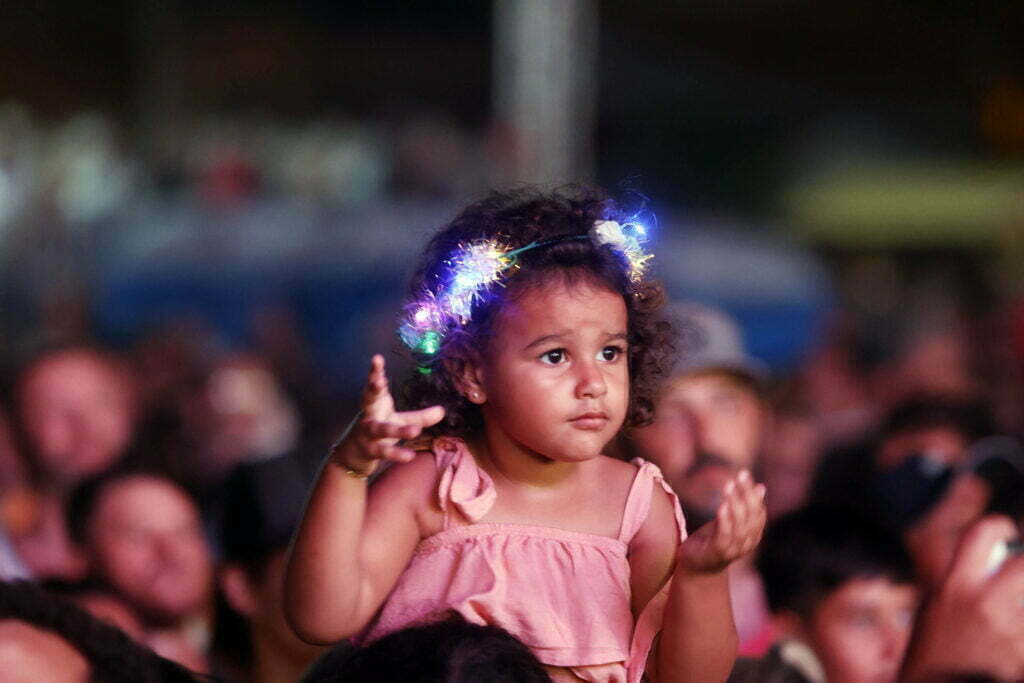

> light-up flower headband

[{"left": 399, "top": 218, "right": 652, "bottom": 369}]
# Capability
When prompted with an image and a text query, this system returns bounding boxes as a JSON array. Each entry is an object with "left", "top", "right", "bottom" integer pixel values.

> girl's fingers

[
  {"left": 362, "top": 419, "right": 416, "bottom": 441},
  {"left": 375, "top": 443, "right": 418, "bottom": 463},
  {"left": 738, "top": 481, "right": 766, "bottom": 554},
  {"left": 362, "top": 408, "right": 445, "bottom": 448},
  {"left": 361, "top": 355, "right": 393, "bottom": 415},
  {"left": 729, "top": 472, "right": 751, "bottom": 535},
  {"left": 399, "top": 405, "right": 446, "bottom": 428},
  {"left": 743, "top": 484, "right": 767, "bottom": 554},
  {"left": 714, "top": 485, "right": 735, "bottom": 551},
  {"left": 714, "top": 472, "right": 766, "bottom": 560},
  {"left": 366, "top": 354, "right": 387, "bottom": 393}
]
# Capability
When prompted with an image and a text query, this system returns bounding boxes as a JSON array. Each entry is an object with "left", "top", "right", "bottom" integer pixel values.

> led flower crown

[{"left": 399, "top": 218, "right": 652, "bottom": 369}]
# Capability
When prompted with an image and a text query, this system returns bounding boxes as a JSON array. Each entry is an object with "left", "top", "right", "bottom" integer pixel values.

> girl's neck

[{"left": 470, "top": 431, "right": 583, "bottom": 489}]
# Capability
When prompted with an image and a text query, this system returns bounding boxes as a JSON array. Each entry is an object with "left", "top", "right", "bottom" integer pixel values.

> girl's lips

[{"left": 569, "top": 412, "right": 609, "bottom": 430}]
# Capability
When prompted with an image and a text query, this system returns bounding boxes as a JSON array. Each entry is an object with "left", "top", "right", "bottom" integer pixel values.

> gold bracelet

[{"left": 340, "top": 463, "right": 375, "bottom": 479}]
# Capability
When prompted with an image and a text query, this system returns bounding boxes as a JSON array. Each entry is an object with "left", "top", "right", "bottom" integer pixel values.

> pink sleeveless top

[{"left": 360, "top": 437, "right": 687, "bottom": 683}]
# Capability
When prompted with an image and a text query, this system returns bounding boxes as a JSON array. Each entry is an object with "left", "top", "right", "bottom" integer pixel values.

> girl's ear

[{"left": 446, "top": 355, "right": 487, "bottom": 405}]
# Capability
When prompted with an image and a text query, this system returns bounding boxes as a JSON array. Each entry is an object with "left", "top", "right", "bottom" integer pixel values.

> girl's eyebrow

[
  {"left": 523, "top": 331, "right": 628, "bottom": 351},
  {"left": 524, "top": 332, "right": 569, "bottom": 350}
]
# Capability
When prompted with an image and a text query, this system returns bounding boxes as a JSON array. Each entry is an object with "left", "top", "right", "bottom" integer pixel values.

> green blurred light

[{"left": 417, "top": 331, "right": 441, "bottom": 355}]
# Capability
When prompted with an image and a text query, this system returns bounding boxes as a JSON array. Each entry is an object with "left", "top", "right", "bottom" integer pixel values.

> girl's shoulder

[
  {"left": 588, "top": 453, "right": 642, "bottom": 498},
  {"left": 369, "top": 446, "right": 448, "bottom": 533},
  {"left": 595, "top": 452, "right": 642, "bottom": 476}
]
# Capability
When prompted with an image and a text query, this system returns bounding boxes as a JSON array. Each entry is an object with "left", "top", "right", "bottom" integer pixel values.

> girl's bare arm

[
  {"left": 284, "top": 355, "right": 444, "bottom": 643},
  {"left": 631, "top": 471, "right": 765, "bottom": 683}
]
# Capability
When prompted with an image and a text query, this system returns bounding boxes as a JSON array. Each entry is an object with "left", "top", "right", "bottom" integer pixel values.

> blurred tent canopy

[{"left": 783, "top": 162, "right": 1024, "bottom": 247}]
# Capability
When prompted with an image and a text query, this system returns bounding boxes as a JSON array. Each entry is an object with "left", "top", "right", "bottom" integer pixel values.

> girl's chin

[{"left": 539, "top": 447, "right": 605, "bottom": 463}]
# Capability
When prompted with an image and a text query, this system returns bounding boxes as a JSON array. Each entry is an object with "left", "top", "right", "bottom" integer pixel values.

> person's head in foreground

[
  {"left": 0, "top": 579, "right": 199, "bottom": 682},
  {"left": 756, "top": 505, "right": 919, "bottom": 683},
  {"left": 302, "top": 612, "right": 551, "bottom": 683}
]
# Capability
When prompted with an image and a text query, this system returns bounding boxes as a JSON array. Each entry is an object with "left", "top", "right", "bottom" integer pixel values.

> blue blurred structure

[{"left": 654, "top": 217, "right": 834, "bottom": 372}]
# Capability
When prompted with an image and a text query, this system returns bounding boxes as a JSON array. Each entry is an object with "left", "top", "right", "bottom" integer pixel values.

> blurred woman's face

[
  {"left": 18, "top": 351, "right": 134, "bottom": 487},
  {"left": 87, "top": 476, "right": 213, "bottom": 622}
]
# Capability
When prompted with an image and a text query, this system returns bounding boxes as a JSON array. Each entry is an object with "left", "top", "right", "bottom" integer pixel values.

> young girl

[{"left": 285, "top": 188, "right": 766, "bottom": 682}]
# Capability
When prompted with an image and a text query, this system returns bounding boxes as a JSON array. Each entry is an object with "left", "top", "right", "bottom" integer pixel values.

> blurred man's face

[
  {"left": 665, "top": 370, "right": 765, "bottom": 470},
  {"left": 18, "top": 351, "right": 133, "bottom": 487},
  {"left": 807, "top": 578, "right": 918, "bottom": 683},
  {"left": 0, "top": 619, "right": 90, "bottom": 682},
  {"left": 87, "top": 476, "right": 212, "bottom": 623}
]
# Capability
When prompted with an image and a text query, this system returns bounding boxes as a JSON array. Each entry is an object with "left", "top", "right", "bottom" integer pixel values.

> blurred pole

[
  {"left": 493, "top": 0, "right": 598, "bottom": 186},
  {"left": 134, "top": 0, "right": 187, "bottom": 162}
]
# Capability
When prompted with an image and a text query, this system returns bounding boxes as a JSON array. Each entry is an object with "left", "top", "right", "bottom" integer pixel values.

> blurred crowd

[
  {"left": 1, "top": 106, "right": 1023, "bottom": 683},
  {"left": 1, "top": 277, "right": 1023, "bottom": 681},
  {"left": 620, "top": 301, "right": 1024, "bottom": 681},
  {"left": 0, "top": 102, "right": 505, "bottom": 243}
]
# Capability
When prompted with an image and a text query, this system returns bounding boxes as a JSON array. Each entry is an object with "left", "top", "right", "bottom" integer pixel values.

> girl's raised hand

[
  {"left": 332, "top": 354, "right": 445, "bottom": 475},
  {"left": 677, "top": 469, "right": 766, "bottom": 574}
]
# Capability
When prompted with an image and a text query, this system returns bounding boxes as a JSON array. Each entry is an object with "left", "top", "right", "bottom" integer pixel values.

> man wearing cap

[
  {"left": 629, "top": 301, "right": 773, "bottom": 653},
  {"left": 631, "top": 302, "right": 770, "bottom": 502}
]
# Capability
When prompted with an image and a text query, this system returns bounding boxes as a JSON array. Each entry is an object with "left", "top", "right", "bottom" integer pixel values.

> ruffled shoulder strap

[
  {"left": 430, "top": 437, "right": 497, "bottom": 529},
  {"left": 621, "top": 458, "right": 688, "bottom": 683},
  {"left": 617, "top": 458, "right": 687, "bottom": 544}
]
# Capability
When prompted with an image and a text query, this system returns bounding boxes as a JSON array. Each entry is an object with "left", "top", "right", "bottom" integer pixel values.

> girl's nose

[{"left": 576, "top": 360, "right": 607, "bottom": 399}]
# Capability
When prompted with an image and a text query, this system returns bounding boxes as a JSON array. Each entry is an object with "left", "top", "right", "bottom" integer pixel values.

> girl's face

[{"left": 471, "top": 278, "right": 629, "bottom": 463}]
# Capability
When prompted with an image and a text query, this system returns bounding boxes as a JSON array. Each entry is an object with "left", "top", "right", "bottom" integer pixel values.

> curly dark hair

[
  {"left": 399, "top": 186, "right": 674, "bottom": 437},
  {"left": 303, "top": 611, "right": 551, "bottom": 682}
]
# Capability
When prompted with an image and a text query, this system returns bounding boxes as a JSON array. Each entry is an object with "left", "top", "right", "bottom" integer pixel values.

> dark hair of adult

[
  {"left": 302, "top": 612, "right": 552, "bottom": 682},
  {"left": 756, "top": 505, "right": 915, "bottom": 618},
  {"left": 0, "top": 580, "right": 201, "bottom": 682},
  {"left": 65, "top": 464, "right": 197, "bottom": 548},
  {"left": 880, "top": 395, "right": 995, "bottom": 446},
  {"left": 400, "top": 186, "right": 674, "bottom": 438}
]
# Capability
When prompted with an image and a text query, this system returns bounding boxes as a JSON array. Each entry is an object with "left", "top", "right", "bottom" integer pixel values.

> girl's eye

[
  {"left": 540, "top": 349, "right": 566, "bottom": 365},
  {"left": 599, "top": 345, "right": 624, "bottom": 362}
]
